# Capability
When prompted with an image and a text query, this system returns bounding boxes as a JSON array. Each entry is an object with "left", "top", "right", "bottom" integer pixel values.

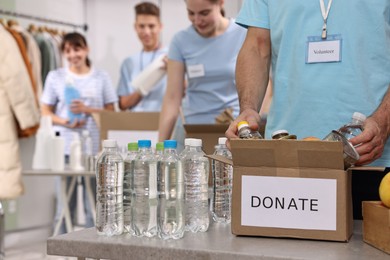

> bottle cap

[
  {"left": 191, "top": 139, "right": 202, "bottom": 147},
  {"left": 218, "top": 137, "right": 227, "bottom": 145},
  {"left": 55, "top": 131, "right": 61, "bottom": 137},
  {"left": 352, "top": 112, "right": 366, "bottom": 122},
  {"left": 271, "top": 129, "right": 289, "bottom": 138},
  {"left": 184, "top": 138, "right": 196, "bottom": 146},
  {"left": 128, "top": 142, "right": 138, "bottom": 151},
  {"left": 138, "top": 140, "right": 151, "bottom": 148},
  {"left": 237, "top": 121, "right": 249, "bottom": 131},
  {"left": 156, "top": 142, "right": 164, "bottom": 151},
  {"left": 103, "top": 139, "right": 116, "bottom": 148},
  {"left": 164, "top": 140, "right": 177, "bottom": 149}
]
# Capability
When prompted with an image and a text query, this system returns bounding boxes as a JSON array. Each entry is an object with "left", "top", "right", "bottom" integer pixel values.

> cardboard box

[
  {"left": 209, "top": 139, "right": 353, "bottom": 242},
  {"left": 93, "top": 111, "right": 160, "bottom": 149},
  {"left": 184, "top": 123, "right": 265, "bottom": 155},
  {"left": 362, "top": 201, "right": 390, "bottom": 254}
]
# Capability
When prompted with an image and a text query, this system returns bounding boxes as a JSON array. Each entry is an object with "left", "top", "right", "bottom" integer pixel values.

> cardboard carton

[
  {"left": 92, "top": 111, "right": 159, "bottom": 148},
  {"left": 362, "top": 201, "right": 390, "bottom": 254},
  {"left": 208, "top": 139, "right": 353, "bottom": 242}
]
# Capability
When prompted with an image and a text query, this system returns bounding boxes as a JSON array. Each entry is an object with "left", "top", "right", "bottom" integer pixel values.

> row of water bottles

[{"left": 95, "top": 137, "right": 234, "bottom": 239}]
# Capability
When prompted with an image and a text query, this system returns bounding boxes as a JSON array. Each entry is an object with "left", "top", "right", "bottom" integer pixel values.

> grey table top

[
  {"left": 23, "top": 169, "right": 95, "bottom": 177},
  {"left": 47, "top": 221, "right": 389, "bottom": 260}
]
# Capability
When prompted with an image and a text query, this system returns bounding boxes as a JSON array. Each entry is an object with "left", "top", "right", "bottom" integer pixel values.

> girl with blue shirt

[
  {"left": 158, "top": 0, "right": 246, "bottom": 150},
  {"left": 41, "top": 32, "right": 118, "bottom": 233}
]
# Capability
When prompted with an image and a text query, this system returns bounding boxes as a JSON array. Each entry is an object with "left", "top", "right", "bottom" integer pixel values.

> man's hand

[
  {"left": 225, "top": 108, "right": 261, "bottom": 149},
  {"left": 350, "top": 117, "right": 387, "bottom": 165}
]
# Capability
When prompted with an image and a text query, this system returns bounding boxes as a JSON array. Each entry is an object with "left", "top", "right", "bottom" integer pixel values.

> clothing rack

[{"left": 0, "top": 9, "right": 88, "bottom": 31}]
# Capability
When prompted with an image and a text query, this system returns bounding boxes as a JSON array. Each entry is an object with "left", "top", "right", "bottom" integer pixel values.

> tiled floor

[{"left": 3, "top": 227, "right": 76, "bottom": 260}]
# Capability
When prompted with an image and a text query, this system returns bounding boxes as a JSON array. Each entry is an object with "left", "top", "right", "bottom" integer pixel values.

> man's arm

[
  {"left": 118, "top": 92, "right": 143, "bottom": 110},
  {"left": 351, "top": 84, "right": 390, "bottom": 165},
  {"left": 226, "top": 27, "right": 271, "bottom": 139}
]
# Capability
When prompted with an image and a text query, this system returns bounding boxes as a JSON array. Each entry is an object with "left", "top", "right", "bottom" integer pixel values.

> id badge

[
  {"left": 306, "top": 34, "right": 342, "bottom": 64},
  {"left": 187, "top": 64, "right": 205, "bottom": 78}
]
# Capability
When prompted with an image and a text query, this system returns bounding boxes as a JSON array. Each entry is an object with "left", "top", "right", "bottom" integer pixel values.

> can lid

[
  {"left": 128, "top": 142, "right": 138, "bottom": 151},
  {"left": 237, "top": 121, "right": 249, "bottom": 131},
  {"left": 218, "top": 137, "right": 227, "bottom": 145},
  {"left": 156, "top": 142, "right": 164, "bottom": 151},
  {"left": 164, "top": 140, "right": 177, "bottom": 149},
  {"left": 352, "top": 112, "right": 366, "bottom": 122},
  {"left": 103, "top": 139, "right": 116, "bottom": 148},
  {"left": 271, "top": 129, "right": 289, "bottom": 138},
  {"left": 138, "top": 140, "right": 151, "bottom": 148}
]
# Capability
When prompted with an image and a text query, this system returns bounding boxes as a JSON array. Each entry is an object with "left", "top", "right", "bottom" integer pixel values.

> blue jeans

[{"left": 53, "top": 176, "right": 96, "bottom": 234}]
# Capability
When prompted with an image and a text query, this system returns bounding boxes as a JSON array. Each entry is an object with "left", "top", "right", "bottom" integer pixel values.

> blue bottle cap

[
  {"left": 138, "top": 140, "right": 151, "bottom": 148},
  {"left": 163, "top": 140, "right": 177, "bottom": 149}
]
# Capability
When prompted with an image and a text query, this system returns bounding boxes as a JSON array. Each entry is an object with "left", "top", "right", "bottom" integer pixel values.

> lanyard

[
  {"left": 140, "top": 50, "right": 157, "bottom": 71},
  {"left": 319, "top": 0, "right": 333, "bottom": 39}
]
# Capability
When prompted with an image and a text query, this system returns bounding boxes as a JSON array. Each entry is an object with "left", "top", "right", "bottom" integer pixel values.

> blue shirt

[
  {"left": 42, "top": 67, "right": 118, "bottom": 155},
  {"left": 237, "top": 0, "right": 390, "bottom": 166},
  {"left": 169, "top": 19, "right": 246, "bottom": 124},
  {"left": 117, "top": 48, "right": 167, "bottom": 112}
]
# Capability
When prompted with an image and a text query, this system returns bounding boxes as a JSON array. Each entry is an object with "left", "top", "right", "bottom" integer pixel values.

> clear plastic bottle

[
  {"left": 157, "top": 140, "right": 185, "bottom": 240},
  {"left": 338, "top": 112, "right": 366, "bottom": 140},
  {"left": 211, "top": 137, "right": 233, "bottom": 223},
  {"left": 131, "top": 140, "right": 157, "bottom": 237},
  {"left": 179, "top": 138, "right": 196, "bottom": 160},
  {"left": 123, "top": 142, "right": 138, "bottom": 234},
  {"left": 81, "top": 130, "right": 93, "bottom": 171},
  {"left": 96, "top": 139, "right": 124, "bottom": 236},
  {"left": 183, "top": 139, "right": 209, "bottom": 232},
  {"left": 237, "top": 121, "right": 263, "bottom": 139},
  {"left": 155, "top": 142, "right": 164, "bottom": 161}
]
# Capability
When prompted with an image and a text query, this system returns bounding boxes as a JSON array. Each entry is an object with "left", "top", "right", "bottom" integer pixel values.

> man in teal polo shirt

[{"left": 227, "top": 0, "right": 390, "bottom": 167}]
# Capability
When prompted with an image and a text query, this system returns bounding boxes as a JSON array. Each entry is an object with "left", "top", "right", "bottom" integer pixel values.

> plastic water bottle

[
  {"left": 183, "top": 139, "right": 209, "bottom": 232},
  {"left": 155, "top": 142, "right": 164, "bottom": 161},
  {"left": 64, "top": 78, "right": 84, "bottom": 123},
  {"left": 81, "top": 130, "right": 93, "bottom": 171},
  {"left": 179, "top": 138, "right": 195, "bottom": 160},
  {"left": 211, "top": 137, "right": 233, "bottom": 223},
  {"left": 338, "top": 112, "right": 366, "bottom": 140},
  {"left": 131, "top": 140, "right": 157, "bottom": 237},
  {"left": 96, "top": 139, "right": 124, "bottom": 236},
  {"left": 157, "top": 140, "right": 185, "bottom": 240},
  {"left": 123, "top": 142, "right": 138, "bottom": 234}
]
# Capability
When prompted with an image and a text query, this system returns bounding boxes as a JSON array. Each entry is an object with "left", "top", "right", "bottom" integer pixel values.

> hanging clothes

[
  {"left": 0, "top": 24, "right": 40, "bottom": 199},
  {"left": 6, "top": 26, "right": 40, "bottom": 138},
  {"left": 10, "top": 24, "right": 43, "bottom": 99}
]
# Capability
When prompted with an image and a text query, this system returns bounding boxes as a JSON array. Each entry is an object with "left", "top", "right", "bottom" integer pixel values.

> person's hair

[
  {"left": 61, "top": 32, "right": 91, "bottom": 67},
  {"left": 135, "top": 2, "right": 160, "bottom": 19},
  {"left": 185, "top": 0, "right": 225, "bottom": 17}
]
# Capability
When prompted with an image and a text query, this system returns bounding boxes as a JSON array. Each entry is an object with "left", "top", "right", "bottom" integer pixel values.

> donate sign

[{"left": 241, "top": 176, "right": 337, "bottom": 231}]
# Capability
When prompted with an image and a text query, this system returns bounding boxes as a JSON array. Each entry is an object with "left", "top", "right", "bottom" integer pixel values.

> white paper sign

[
  {"left": 241, "top": 176, "right": 337, "bottom": 230},
  {"left": 307, "top": 39, "right": 341, "bottom": 63},
  {"left": 187, "top": 64, "right": 205, "bottom": 78}
]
